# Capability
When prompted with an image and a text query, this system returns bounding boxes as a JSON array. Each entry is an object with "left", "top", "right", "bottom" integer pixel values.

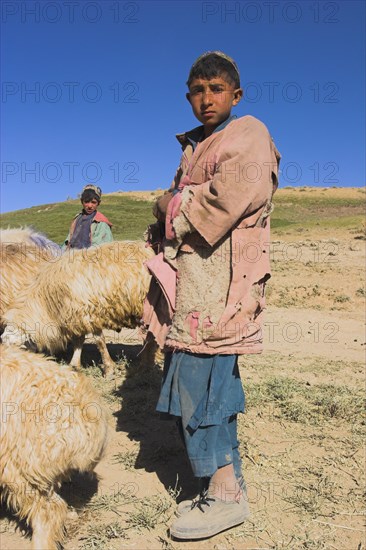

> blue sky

[{"left": 1, "top": 0, "right": 365, "bottom": 212}]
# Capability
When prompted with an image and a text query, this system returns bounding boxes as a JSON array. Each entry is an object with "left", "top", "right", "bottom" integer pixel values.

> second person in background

[{"left": 63, "top": 184, "right": 113, "bottom": 249}]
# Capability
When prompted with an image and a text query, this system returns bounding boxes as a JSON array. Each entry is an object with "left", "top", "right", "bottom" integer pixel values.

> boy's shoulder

[
  {"left": 226, "top": 115, "right": 270, "bottom": 135},
  {"left": 220, "top": 116, "right": 274, "bottom": 150},
  {"left": 176, "top": 124, "right": 203, "bottom": 146},
  {"left": 71, "top": 211, "right": 112, "bottom": 227},
  {"left": 94, "top": 211, "right": 113, "bottom": 227},
  {"left": 176, "top": 115, "right": 269, "bottom": 146},
  {"left": 228, "top": 116, "right": 280, "bottom": 160}
]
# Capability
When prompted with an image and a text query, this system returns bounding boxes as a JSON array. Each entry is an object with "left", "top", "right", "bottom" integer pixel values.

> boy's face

[
  {"left": 186, "top": 76, "right": 243, "bottom": 136},
  {"left": 82, "top": 198, "right": 99, "bottom": 214}
]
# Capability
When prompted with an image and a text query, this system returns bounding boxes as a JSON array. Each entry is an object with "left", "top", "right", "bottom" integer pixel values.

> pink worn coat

[{"left": 144, "top": 115, "right": 280, "bottom": 354}]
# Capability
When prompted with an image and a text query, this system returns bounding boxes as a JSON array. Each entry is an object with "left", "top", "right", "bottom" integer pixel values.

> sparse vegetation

[
  {"left": 127, "top": 495, "right": 172, "bottom": 530},
  {"left": 80, "top": 522, "right": 129, "bottom": 550},
  {"left": 86, "top": 486, "right": 137, "bottom": 514},
  {"left": 245, "top": 376, "right": 364, "bottom": 424},
  {"left": 112, "top": 450, "right": 138, "bottom": 470},
  {"left": 333, "top": 294, "right": 351, "bottom": 303}
]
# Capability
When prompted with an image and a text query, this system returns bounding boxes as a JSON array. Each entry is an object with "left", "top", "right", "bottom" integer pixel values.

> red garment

[
  {"left": 144, "top": 116, "right": 280, "bottom": 354},
  {"left": 93, "top": 212, "right": 113, "bottom": 226}
]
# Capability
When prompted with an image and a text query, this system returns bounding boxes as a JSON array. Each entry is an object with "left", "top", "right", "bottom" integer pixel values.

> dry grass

[
  {"left": 80, "top": 522, "right": 129, "bottom": 550},
  {"left": 127, "top": 494, "right": 172, "bottom": 530},
  {"left": 112, "top": 450, "right": 138, "bottom": 470},
  {"left": 86, "top": 486, "right": 137, "bottom": 515},
  {"left": 245, "top": 376, "right": 365, "bottom": 425}
]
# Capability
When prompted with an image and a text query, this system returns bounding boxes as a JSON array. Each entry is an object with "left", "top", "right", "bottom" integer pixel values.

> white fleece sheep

[
  {"left": 0, "top": 344, "right": 109, "bottom": 550},
  {"left": 0, "top": 227, "right": 61, "bottom": 330},
  {"left": 2, "top": 240, "right": 156, "bottom": 377},
  {"left": 0, "top": 226, "right": 60, "bottom": 249}
]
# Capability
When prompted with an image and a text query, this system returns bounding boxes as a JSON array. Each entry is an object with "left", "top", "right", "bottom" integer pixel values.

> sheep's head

[
  {"left": 1, "top": 319, "right": 62, "bottom": 353},
  {"left": 1, "top": 323, "right": 30, "bottom": 346}
]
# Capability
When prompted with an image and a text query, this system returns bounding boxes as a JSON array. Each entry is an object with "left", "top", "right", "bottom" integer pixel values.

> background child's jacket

[{"left": 62, "top": 211, "right": 113, "bottom": 249}]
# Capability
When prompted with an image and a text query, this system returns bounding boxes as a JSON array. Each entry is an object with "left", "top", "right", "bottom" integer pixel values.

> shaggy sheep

[
  {"left": 0, "top": 227, "right": 61, "bottom": 330},
  {"left": 2, "top": 241, "right": 156, "bottom": 377},
  {"left": 0, "top": 344, "right": 109, "bottom": 550},
  {"left": 0, "top": 226, "right": 60, "bottom": 249}
]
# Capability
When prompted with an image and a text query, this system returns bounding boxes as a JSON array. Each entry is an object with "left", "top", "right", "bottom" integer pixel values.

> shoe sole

[{"left": 170, "top": 512, "right": 250, "bottom": 540}]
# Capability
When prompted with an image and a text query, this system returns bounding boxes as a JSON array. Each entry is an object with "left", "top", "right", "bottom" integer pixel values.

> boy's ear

[
  {"left": 233, "top": 87, "right": 243, "bottom": 106},
  {"left": 186, "top": 92, "right": 192, "bottom": 105}
]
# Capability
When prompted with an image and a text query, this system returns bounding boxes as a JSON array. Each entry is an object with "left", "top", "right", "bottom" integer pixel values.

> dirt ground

[{"left": 1, "top": 189, "right": 365, "bottom": 550}]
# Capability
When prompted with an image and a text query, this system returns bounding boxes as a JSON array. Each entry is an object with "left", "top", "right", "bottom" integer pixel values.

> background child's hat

[{"left": 82, "top": 184, "right": 102, "bottom": 199}]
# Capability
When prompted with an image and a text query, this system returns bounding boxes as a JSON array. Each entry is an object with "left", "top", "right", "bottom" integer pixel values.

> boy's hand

[
  {"left": 163, "top": 239, "right": 180, "bottom": 269},
  {"left": 153, "top": 191, "right": 174, "bottom": 222},
  {"left": 173, "top": 211, "right": 194, "bottom": 241}
]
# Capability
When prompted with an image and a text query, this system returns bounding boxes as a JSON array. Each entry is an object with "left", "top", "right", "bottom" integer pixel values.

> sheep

[
  {"left": 0, "top": 227, "right": 61, "bottom": 331},
  {"left": 0, "top": 226, "right": 60, "bottom": 249},
  {"left": 0, "top": 244, "right": 61, "bottom": 331},
  {"left": 0, "top": 344, "right": 109, "bottom": 550},
  {"left": 2, "top": 240, "right": 156, "bottom": 377}
]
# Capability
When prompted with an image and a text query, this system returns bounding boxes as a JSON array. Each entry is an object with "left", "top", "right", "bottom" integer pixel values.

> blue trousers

[{"left": 156, "top": 351, "right": 245, "bottom": 478}]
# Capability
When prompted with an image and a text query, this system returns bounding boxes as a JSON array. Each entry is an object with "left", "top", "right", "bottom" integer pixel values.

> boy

[
  {"left": 63, "top": 185, "right": 113, "bottom": 249},
  {"left": 143, "top": 51, "right": 280, "bottom": 539}
]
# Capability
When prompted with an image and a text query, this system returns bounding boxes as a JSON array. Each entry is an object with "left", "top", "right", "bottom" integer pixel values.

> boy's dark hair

[
  {"left": 187, "top": 51, "right": 240, "bottom": 89},
  {"left": 80, "top": 185, "right": 101, "bottom": 203}
]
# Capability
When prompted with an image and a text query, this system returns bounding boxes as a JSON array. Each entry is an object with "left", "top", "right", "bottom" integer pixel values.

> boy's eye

[{"left": 190, "top": 86, "right": 224, "bottom": 96}]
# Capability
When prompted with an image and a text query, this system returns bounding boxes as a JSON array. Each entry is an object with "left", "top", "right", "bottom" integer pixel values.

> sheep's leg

[
  {"left": 69, "top": 335, "right": 85, "bottom": 370},
  {"left": 3, "top": 482, "right": 66, "bottom": 550},
  {"left": 30, "top": 491, "right": 67, "bottom": 550},
  {"left": 94, "top": 330, "right": 116, "bottom": 378},
  {"left": 31, "top": 491, "right": 67, "bottom": 550}
]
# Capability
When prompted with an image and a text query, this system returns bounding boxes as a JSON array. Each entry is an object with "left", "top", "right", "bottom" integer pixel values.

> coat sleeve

[
  {"left": 182, "top": 117, "right": 279, "bottom": 247},
  {"left": 153, "top": 140, "right": 195, "bottom": 221},
  {"left": 152, "top": 169, "right": 183, "bottom": 221}
]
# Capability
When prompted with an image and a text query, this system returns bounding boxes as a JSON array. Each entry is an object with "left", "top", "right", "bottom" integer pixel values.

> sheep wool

[
  {"left": 2, "top": 240, "right": 156, "bottom": 375},
  {"left": 0, "top": 227, "right": 61, "bottom": 329},
  {"left": 0, "top": 344, "right": 110, "bottom": 550}
]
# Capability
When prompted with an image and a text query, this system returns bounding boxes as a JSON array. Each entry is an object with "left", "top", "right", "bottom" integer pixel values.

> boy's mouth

[{"left": 201, "top": 110, "right": 215, "bottom": 117}]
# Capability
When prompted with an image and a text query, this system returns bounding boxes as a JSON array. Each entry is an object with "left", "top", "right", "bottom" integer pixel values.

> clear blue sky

[{"left": 1, "top": 0, "right": 365, "bottom": 212}]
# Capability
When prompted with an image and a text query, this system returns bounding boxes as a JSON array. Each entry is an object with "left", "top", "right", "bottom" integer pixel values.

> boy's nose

[{"left": 201, "top": 91, "right": 213, "bottom": 107}]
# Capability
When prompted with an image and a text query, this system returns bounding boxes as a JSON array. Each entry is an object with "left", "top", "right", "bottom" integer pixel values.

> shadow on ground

[
  {"left": 57, "top": 342, "right": 198, "bottom": 501},
  {"left": 0, "top": 472, "right": 100, "bottom": 543},
  {"left": 0, "top": 508, "right": 30, "bottom": 543},
  {"left": 113, "top": 360, "right": 198, "bottom": 502},
  {"left": 56, "top": 342, "right": 132, "bottom": 369},
  {"left": 59, "top": 471, "right": 100, "bottom": 510}
]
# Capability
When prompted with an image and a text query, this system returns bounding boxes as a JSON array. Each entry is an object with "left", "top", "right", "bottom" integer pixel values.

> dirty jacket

[
  {"left": 62, "top": 211, "right": 113, "bottom": 249},
  {"left": 144, "top": 115, "right": 280, "bottom": 354}
]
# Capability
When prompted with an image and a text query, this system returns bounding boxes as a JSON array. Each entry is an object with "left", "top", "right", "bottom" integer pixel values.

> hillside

[{"left": 0, "top": 187, "right": 365, "bottom": 244}]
